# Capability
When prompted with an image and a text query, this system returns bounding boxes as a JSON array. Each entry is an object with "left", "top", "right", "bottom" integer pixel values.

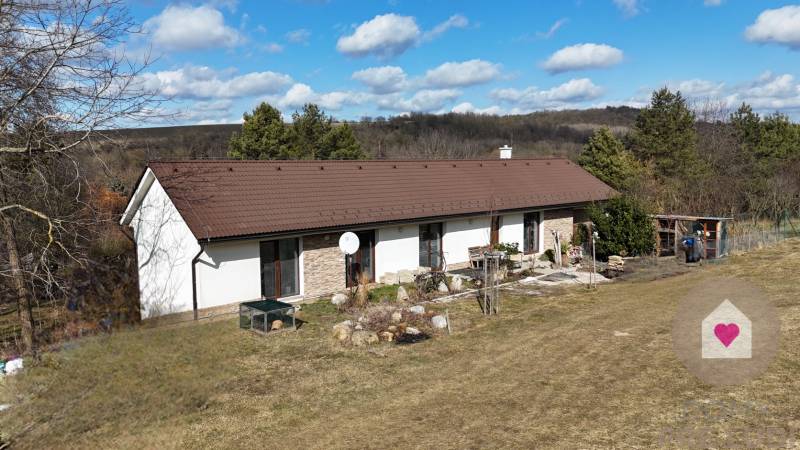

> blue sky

[{"left": 126, "top": 0, "right": 800, "bottom": 124}]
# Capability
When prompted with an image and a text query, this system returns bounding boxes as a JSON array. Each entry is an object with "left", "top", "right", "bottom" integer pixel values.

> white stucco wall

[
  {"left": 128, "top": 175, "right": 556, "bottom": 317},
  {"left": 442, "top": 217, "right": 491, "bottom": 264},
  {"left": 196, "top": 240, "right": 261, "bottom": 308},
  {"left": 130, "top": 174, "right": 199, "bottom": 319},
  {"left": 375, "top": 225, "right": 419, "bottom": 280},
  {"left": 499, "top": 213, "right": 524, "bottom": 249}
]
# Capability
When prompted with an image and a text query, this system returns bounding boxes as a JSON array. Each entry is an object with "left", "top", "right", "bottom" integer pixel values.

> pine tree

[
  {"left": 578, "top": 127, "right": 643, "bottom": 191},
  {"left": 630, "top": 88, "right": 701, "bottom": 179},
  {"left": 229, "top": 102, "right": 366, "bottom": 160},
  {"left": 228, "top": 102, "right": 292, "bottom": 159}
]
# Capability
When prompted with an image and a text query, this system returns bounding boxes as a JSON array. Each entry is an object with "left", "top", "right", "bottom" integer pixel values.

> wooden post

[{"left": 673, "top": 219, "right": 679, "bottom": 256}]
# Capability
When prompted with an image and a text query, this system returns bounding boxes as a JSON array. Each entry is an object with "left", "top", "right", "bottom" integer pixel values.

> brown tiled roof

[{"left": 147, "top": 158, "right": 615, "bottom": 240}]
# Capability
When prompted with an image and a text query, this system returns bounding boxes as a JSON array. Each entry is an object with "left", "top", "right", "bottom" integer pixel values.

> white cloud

[
  {"left": 537, "top": 18, "right": 568, "bottom": 39},
  {"left": 286, "top": 28, "right": 311, "bottom": 44},
  {"left": 143, "top": 5, "right": 243, "bottom": 51},
  {"left": 613, "top": 0, "right": 640, "bottom": 17},
  {"left": 336, "top": 14, "right": 420, "bottom": 58},
  {"left": 745, "top": 6, "right": 800, "bottom": 49},
  {"left": 377, "top": 89, "right": 461, "bottom": 112},
  {"left": 542, "top": 43, "right": 624, "bottom": 74},
  {"left": 421, "top": 14, "right": 469, "bottom": 41},
  {"left": 424, "top": 59, "right": 501, "bottom": 88},
  {"left": 139, "top": 65, "right": 292, "bottom": 99},
  {"left": 275, "top": 83, "right": 372, "bottom": 110},
  {"left": 174, "top": 99, "right": 236, "bottom": 124},
  {"left": 264, "top": 43, "right": 284, "bottom": 53},
  {"left": 704, "top": 0, "right": 722, "bottom": 6},
  {"left": 491, "top": 78, "right": 604, "bottom": 109},
  {"left": 670, "top": 79, "right": 725, "bottom": 97},
  {"left": 336, "top": 13, "right": 469, "bottom": 58},
  {"left": 451, "top": 102, "right": 503, "bottom": 115},
  {"left": 628, "top": 72, "right": 800, "bottom": 114},
  {"left": 351, "top": 66, "right": 407, "bottom": 93},
  {"left": 724, "top": 72, "right": 800, "bottom": 110},
  {"left": 207, "top": 0, "right": 239, "bottom": 12}
]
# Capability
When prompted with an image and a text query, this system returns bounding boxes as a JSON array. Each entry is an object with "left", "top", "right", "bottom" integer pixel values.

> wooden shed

[{"left": 653, "top": 215, "right": 733, "bottom": 259}]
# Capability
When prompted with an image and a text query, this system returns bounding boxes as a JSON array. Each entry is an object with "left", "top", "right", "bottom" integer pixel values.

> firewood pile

[{"left": 606, "top": 255, "right": 625, "bottom": 277}]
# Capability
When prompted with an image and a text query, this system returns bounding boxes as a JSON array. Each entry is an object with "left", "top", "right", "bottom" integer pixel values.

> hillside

[
  {"left": 3, "top": 240, "right": 798, "bottom": 448},
  {"left": 95, "top": 107, "right": 639, "bottom": 190}
]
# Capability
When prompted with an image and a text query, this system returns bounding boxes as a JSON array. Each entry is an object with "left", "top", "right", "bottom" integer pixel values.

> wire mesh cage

[
  {"left": 239, "top": 300, "right": 296, "bottom": 335},
  {"left": 481, "top": 251, "right": 503, "bottom": 315}
]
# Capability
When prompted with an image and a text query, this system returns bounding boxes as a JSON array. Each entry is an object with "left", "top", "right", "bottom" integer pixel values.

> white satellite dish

[{"left": 339, "top": 232, "right": 360, "bottom": 255}]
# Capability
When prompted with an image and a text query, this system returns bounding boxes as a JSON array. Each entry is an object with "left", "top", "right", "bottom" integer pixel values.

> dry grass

[{"left": 2, "top": 240, "right": 800, "bottom": 448}]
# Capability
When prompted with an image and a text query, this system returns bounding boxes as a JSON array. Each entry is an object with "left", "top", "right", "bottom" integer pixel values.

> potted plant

[{"left": 494, "top": 242, "right": 521, "bottom": 262}]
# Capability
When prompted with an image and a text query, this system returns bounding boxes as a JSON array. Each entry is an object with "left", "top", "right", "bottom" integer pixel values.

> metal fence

[{"left": 725, "top": 228, "right": 800, "bottom": 254}]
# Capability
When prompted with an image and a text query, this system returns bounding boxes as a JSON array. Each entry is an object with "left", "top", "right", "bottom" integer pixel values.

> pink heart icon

[{"left": 714, "top": 323, "right": 740, "bottom": 347}]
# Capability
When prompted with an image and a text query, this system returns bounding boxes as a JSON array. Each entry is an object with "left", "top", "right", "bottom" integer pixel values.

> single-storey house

[{"left": 121, "top": 157, "right": 614, "bottom": 319}]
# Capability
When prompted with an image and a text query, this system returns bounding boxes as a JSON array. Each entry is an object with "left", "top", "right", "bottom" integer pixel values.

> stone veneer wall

[
  {"left": 542, "top": 209, "right": 574, "bottom": 252},
  {"left": 303, "top": 233, "right": 346, "bottom": 298}
]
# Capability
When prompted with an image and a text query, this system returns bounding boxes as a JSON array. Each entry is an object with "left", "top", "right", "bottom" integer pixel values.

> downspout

[
  {"left": 192, "top": 236, "right": 210, "bottom": 320},
  {"left": 191, "top": 244, "right": 204, "bottom": 320}
]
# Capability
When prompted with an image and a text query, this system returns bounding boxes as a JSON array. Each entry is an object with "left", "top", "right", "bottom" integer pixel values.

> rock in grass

[
  {"left": 379, "top": 331, "right": 394, "bottom": 342},
  {"left": 409, "top": 305, "right": 425, "bottom": 315},
  {"left": 351, "top": 330, "right": 379, "bottom": 347},
  {"left": 397, "top": 286, "right": 409, "bottom": 302},
  {"left": 332, "top": 320, "right": 353, "bottom": 342},
  {"left": 331, "top": 293, "right": 347, "bottom": 306},
  {"left": 390, "top": 310, "right": 403, "bottom": 323},
  {"left": 431, "top": 315, "right": 447, "bottom": 329}
]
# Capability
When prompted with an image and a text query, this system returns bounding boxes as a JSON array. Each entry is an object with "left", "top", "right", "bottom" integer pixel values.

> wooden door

[
  {"left": 346, "top": 231, "right": 375, "bottom": 287},
  {"left": 490, "top": 216, "right": 500, "bottom": 246}
]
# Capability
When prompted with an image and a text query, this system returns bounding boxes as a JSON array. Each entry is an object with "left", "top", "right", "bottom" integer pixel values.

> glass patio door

[
  {"left": 523, "top": 212, "right": 539, "bottom": 254},
  {"left": 260, "top": 238, "right": 299, "bottom": 299},
  {"left": 346, "top": 231, "right": 375, "bottom": 287},
  {"left": 419, "top": 223, "right": 443, "bottom": 269}
]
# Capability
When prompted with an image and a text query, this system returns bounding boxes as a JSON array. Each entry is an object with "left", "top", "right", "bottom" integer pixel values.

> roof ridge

[{"left": 149, "top": 157, "right": 573, "bottom": 164}]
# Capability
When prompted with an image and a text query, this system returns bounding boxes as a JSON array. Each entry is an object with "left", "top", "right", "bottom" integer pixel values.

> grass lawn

[{"left": 2, "top": 240, "right": 800, "bottom": 448}]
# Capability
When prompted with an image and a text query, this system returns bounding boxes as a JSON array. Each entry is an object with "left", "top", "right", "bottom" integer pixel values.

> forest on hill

[{"left": 97, "top": 106, "right": 641, "bottom": 187}]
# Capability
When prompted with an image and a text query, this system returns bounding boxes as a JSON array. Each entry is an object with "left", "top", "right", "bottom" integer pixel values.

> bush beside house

[{"left": 590, "top": 196, "right": 656, "bottom": 260}]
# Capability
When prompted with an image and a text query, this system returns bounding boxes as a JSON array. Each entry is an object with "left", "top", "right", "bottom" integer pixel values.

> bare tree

[{"left": 0, "top": 0, "right": 158, "bottom": 354}]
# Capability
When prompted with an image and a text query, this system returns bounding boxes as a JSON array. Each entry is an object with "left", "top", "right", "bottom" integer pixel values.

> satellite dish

[{"left": 339, "top": 232, "right": 360, "bottom": 255}]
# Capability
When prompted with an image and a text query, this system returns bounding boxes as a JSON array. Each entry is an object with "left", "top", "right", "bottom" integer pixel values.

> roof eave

[
  {"left": 201, "top": 198, "right": 610, "bottom": 244},
  {"left": 120, "top": 167, "right": 155, "bottom": 226}
]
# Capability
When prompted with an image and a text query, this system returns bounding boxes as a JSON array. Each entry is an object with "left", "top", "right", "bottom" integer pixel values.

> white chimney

[{"left": 499, "top": 145, "right": 512, "bottom": 159}]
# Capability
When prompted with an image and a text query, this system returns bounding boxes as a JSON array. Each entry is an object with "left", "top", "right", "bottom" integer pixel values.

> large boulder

[
  {"left": 396, "top": 286, "right": 409, "bottom": 302},
  {"left": 409, "top": 305, "right": 425, "bottom": 315},
  {"left": 379, "top": 331, "right": 394, "bottom": 342},
  {"left": 332, "top": 320, "right": 353, "bottom": 342},
  {"left": 398, "top": 270, "right": 416, "bottom": 284},
  {"left": 351, "top": 330, "right": 379, "bottom": 347},
  {"left": 390, "top": 310, "right": 403, "bottom": 323},
  {"left": 431, "top": 315, "right": 448, "bottom": 329},
  {"left": 331, "top": 293, "right": 348, "bottom": 306}
]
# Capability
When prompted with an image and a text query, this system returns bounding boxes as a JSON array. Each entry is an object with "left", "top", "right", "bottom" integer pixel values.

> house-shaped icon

[{"left": 702, "top": 299, "right": 752, "bottom": 359}]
